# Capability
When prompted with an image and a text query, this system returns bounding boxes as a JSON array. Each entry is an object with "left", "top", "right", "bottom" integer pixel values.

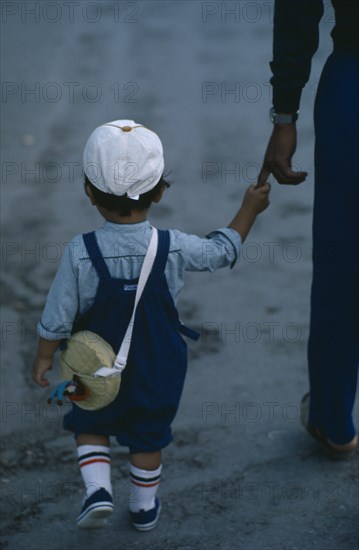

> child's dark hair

[{"left": 84, "top": 173, "right": 170, "bottom": 217}]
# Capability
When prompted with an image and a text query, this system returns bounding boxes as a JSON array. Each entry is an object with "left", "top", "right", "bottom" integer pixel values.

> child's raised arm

[{"left": 228, "top": 182, "right": 270, "bottom": 242}]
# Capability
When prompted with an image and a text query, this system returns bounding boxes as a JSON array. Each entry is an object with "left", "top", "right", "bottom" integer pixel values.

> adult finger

[{"left": 256, "top": 163, "right": 271, "bottom": 188}]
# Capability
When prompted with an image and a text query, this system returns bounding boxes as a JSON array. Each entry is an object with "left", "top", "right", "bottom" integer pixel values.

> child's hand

[
  {"left": 32, "top": 355, "right": 53, "bottom": 387},
  {"left": 32, "top": 337, "right": 60, "bottom": 387},
  {"left": 228, "top": 182, "right": 271, "bottom": 241},
  {"left": 242, "top": 182, "right": 271, "bottom": 215}
]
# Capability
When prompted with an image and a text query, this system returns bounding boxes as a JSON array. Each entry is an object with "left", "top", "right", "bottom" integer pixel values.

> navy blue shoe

[
  {"left": 129, "top": 497, "right": 161, "bottom": 531},
  {"left": 76, "top": 488, "right": 113, "bottom": 529}
]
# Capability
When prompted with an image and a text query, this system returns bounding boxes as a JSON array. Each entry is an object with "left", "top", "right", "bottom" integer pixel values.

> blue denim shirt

[{"left": 38, "top": 220, "right": 241, "bottom": 340}]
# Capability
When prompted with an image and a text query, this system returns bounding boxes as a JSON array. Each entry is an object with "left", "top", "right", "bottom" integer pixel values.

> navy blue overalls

[{"left": 63, "top": 229, "right": 198, "bottom": 453}]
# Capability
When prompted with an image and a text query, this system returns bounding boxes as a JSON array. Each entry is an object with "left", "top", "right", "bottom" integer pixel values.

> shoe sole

[
  {"left": 132, "top": 503, "right": 162, "bottom": 532},
  {"left": 300, "top": 392, "right": 357, "bottom": 461},
  {"left": 77, "top": 502, "right": 114, "bottom": 529}
]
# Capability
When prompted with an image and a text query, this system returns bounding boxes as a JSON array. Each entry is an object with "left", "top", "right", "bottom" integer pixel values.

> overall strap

[
  {"left": 151, "top": 229, "right": 170, "bottom": 275},
  {"left": 82, "top": 232, "right": 111, "bottom": 280},
  {"left": 93, "top": 228, "right": 159, "bottom": 378}
]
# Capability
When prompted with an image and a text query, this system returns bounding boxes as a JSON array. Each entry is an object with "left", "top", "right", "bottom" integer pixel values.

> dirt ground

[{"left": 1, "top": 2, "right": 358, "bottom": 549}]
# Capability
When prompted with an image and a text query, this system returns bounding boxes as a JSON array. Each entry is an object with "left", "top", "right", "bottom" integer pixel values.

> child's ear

[
  {"left": 151, "top": 184, "right": 165, "bottom": 204},
  {"left": 85, "top": 184, "right": 97, "bottom": 205}
]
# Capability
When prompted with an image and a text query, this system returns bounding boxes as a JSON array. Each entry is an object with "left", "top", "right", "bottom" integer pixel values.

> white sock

[
  {"left": 77, "top": 444, "right": 112, "bottom": 498},
  {"left": 129, "top": 464, "right": 162, "bottom": 512}
]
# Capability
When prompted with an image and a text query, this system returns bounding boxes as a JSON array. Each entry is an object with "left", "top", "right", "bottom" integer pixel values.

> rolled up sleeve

[
  {"left": 37, "top": 240, "right": 79, "bottom": 340},
  {"left": 270, "top": 0, "right": 324, "bottom": 113},
  {"left": 171, "top": 227, "right": 241, "bottom": 272}
]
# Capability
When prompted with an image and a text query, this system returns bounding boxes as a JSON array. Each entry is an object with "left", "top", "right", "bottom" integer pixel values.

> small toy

[{"left": 48, "top": 375, "right": 89, "bottom": 406}]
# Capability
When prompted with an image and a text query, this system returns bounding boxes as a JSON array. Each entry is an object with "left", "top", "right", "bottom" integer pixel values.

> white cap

[{"left": 83, "top": 119, "right": 164, "bottom": 200}]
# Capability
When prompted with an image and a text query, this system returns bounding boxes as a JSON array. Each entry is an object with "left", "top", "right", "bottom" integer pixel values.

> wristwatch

[{"left": 270, "top": 107, "right": 298, "bottom": 124}]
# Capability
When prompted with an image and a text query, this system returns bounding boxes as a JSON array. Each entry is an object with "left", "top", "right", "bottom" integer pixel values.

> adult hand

[{"left": 257, "top": 124, "right": 307, "bottom": 186}]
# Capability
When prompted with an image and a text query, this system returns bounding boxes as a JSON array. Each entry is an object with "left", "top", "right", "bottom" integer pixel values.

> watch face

[{"left": 270, "top": 108, "right": 298, "bottom": 124}]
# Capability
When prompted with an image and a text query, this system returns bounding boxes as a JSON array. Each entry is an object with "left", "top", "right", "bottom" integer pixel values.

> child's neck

[{"left": 99, "top": 207, "right": 148, "bottom": 225}]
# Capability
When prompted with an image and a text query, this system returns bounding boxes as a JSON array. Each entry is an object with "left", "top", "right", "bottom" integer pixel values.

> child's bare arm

[
  {"left": 228, "top": 183, "right": 270, "bottom": 242},
  {"left": 32, "top": 337, "right": 61, "bottom": 387}
]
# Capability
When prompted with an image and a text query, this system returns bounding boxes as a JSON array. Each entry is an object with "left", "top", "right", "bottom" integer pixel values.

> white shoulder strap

[{"left": 93, "top": 228, "right": 158, "bottom": 378}]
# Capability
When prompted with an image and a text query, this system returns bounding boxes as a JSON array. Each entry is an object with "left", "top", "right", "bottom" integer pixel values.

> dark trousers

[{"left": 308, "top": 51, "right": 359, "bottom": 444}]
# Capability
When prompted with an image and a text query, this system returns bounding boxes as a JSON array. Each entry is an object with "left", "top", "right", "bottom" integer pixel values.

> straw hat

[{"left": 60, "top": 331, "right": 120, "bottom": 410}]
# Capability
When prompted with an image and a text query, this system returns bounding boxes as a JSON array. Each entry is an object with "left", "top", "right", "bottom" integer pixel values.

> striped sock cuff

[
  {"left": 130, "top": 464, "right": 162, "bottom": 488},
  {"left": 77, "top": 445, "right": 111, "bottom": 469}
]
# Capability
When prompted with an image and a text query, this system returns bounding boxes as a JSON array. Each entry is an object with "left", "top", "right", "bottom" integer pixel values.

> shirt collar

[{"left": 102, "top": 220, "right": 151, "bottom": 233}]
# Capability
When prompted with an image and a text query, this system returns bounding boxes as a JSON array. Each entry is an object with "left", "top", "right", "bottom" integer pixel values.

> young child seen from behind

[{"left": 32, "top": 119, "right": 270, "bottom": 531}]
